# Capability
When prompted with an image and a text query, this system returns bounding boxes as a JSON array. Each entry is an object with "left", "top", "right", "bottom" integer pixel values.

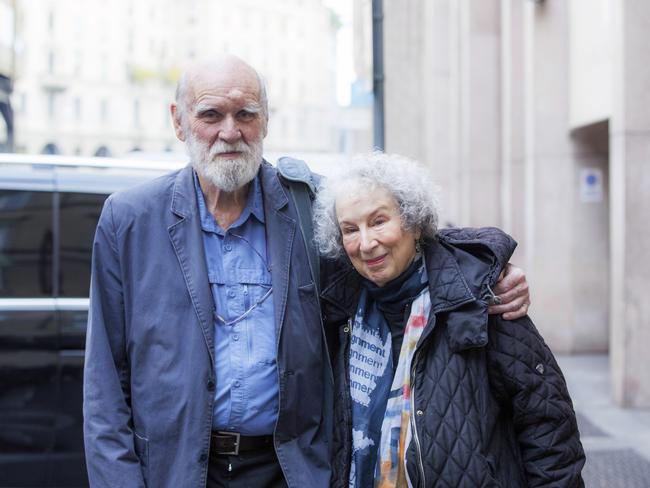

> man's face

[{"left": 177, "top": 67, "right": 267, "bottom": 192}]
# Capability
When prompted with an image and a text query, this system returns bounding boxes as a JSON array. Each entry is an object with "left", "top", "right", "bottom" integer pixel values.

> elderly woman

[{"left": 313, "top": 153, "right": 585, "bottom": 488}]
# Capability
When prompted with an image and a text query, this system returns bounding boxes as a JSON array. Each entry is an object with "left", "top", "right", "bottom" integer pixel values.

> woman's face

[{"left": 336, "top": 186, "right": 419, "bottom": 287}]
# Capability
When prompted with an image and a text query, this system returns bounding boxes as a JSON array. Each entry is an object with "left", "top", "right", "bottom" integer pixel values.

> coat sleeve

[
  {"left": 83, "top": 197, "right": 146, "bottom": 488},
  {"left": 486, "top": 315, "right": 586, "bottom": 487}
]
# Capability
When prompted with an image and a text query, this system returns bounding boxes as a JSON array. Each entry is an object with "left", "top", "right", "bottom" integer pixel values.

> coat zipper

[
  {"left": 409, "top": 350, "right": 426, "bottom": 486},
  {"left": 406, "top": 298, "right": 476, "bottom": 488},
  {"left": 342, "top": 318, "right": 354, "bottom": 483}
]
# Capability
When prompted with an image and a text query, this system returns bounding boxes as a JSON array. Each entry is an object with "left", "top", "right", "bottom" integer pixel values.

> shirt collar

[{"left": 193, "top": 169, "right": 265, "bottom": 234}]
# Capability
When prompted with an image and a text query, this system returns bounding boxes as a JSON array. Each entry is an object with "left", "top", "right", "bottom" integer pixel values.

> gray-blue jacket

[{"left": 83, "top": 162, "right": 332, "bottom": 487}]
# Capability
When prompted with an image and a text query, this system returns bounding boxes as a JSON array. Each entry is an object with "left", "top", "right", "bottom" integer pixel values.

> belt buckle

[{"left": 216, "top": 431, "right": 241, "bottom": 455}]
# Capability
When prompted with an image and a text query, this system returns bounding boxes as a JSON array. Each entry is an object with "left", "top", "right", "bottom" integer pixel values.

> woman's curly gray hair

[{"left": 312, "top": 152, "right": 440, "bottom": 259}]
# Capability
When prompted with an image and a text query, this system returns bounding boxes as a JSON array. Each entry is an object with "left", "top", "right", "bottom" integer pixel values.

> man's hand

[{"left": 488, "top": 263, "right": 530, "bottom": 320}]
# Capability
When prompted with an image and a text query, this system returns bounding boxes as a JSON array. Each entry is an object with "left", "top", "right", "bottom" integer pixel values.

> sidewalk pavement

[{"left": 557, "top": 354, "right": 650, "bottom": 487}]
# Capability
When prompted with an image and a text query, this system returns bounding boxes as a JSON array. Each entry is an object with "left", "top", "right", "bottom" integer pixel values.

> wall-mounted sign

[{"left": 580, "top": 168, "right": 604, "bottom": 203}]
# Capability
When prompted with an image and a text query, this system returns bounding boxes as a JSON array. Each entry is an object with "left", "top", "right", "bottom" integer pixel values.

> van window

[
  {"left": 58, "top": 192, "right": 107, "bottom": 297},
  {"left": 0, "top": 190, "right": 53, "bottom": 297}
]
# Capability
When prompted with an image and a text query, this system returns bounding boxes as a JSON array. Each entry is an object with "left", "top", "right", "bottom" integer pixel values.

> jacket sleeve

[
  {"left": 486, "top": 315, "right": 586, "bottom": 487},
  {"left": 83, "top": 197, "right": 146, "bottom": 488}
]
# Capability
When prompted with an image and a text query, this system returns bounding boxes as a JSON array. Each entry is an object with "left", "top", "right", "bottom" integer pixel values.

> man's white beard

[{"left": 187, "top": 134, "right": 263, "bottom": 192}]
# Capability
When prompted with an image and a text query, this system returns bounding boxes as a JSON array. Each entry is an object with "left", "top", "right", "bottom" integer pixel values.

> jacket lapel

[
  {"left": 167, "top": 165, "right": 215, "bottom": 364},
  {"left": 259, "top": 162, "right": 295, "bottom": 336}
]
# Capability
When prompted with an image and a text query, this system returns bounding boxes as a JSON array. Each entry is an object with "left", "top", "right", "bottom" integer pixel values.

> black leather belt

[{"left": 210, "top": 431, "right": 274, "bottom": 456}]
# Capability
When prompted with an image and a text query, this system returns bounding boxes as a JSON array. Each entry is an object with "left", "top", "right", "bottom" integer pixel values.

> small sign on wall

[{"left": 580, "top": 168, "right": 604, "bottom": 203}]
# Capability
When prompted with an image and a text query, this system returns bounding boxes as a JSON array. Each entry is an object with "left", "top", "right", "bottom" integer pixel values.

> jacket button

[
  {"left": 343, "top": 326, "right": 350, "bottom": 333},
  {"left": 416, "top": 410, "right": 424, "bottom": 416},
  {"left": 207, "top": 380, "right": 215, "bottom": 391},
  {"left": 535, "top": 363, "right": 545, "bottom": 374},
  {"left": 199, "top": 453, "right": 207, "bottom": 463}
]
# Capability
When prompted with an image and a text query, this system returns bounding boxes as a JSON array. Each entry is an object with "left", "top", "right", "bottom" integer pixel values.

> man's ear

[{"left": 170, "top": 103, "right": 186, "bottom": 142}]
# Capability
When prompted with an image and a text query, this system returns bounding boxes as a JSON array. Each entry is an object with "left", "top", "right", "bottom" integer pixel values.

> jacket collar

[
  {"left": 320, "top": 260, "right": 361, "bottom": 322},
  {"left": 423, "top": 240, "right": 476, "bottom": 312},
  {"left": 424, "top": 235, "right": 516, "bottom": 352},
  {"left": 257, "top": 161, "right": 294, "bottom": 337},
  {"left": 170, "top": 164, "right": 196, "bottom": 219},
  {"left": 167, "top": 164, "right": 215, "bottom": 365},
  {"left": 258, "top": 160, "right": 289, "bottom": 212}
]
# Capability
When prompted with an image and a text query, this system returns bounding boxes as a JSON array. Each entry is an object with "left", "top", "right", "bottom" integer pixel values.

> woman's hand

[{"left": 488, "top": 263, "right": 530, "bottom": 320}]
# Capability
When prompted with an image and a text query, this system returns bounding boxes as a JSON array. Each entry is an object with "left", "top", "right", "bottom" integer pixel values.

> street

[{"left": 558, "top": 355, "right": 650, "bottom": 487}]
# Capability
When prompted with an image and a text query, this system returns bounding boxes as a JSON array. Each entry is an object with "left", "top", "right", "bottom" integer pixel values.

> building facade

[
  {"left": 11, "top": 0, "right": 339, "bottom": 156},
  {"left": 0, "top": 0, "right": 15, "bottom": 152},
  {"left": 383, "top": 0, "right": 650, "bottom": 407}
]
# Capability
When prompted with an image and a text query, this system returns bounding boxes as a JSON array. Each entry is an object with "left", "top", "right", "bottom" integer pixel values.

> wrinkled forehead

[
  {"left": 185, "top": 64, "right": 262, "bottom": 107},
  {"left": 334, "top": 181, "right": 399, "bottom": 214}
]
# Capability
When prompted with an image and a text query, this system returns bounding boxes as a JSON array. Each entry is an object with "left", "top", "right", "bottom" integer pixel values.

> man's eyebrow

[
  {"left": 193, "top": 103, "right": 262, "bottom": 115},
  {"left": 194, "top": 103, "right": 219, "bottom": 114},
  {"left": 241, "top": 104, "right": 262, "bottom": 114}
]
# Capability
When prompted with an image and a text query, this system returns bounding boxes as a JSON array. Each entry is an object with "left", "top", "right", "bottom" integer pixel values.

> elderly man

[{"left": 83, "top": 55, "right": 530, "bottom": 488}]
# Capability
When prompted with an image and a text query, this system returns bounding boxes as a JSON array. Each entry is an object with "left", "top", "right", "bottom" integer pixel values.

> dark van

[{"left": 0, "top": 155, "right": 183, "bottom": 487}]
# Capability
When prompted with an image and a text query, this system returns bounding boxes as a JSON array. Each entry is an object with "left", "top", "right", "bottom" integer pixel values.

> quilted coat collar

[{"left": 321, "top": 228, "right": 516, "bottom": 352}]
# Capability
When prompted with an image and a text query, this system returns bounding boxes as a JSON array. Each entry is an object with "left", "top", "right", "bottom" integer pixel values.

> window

[
  {"left": 0, "top": 117, "right": 6, "bottom": 147},
  {"left": 100, "top": 98, "right": 108, "bottom": 124},
  {"left": 48, "top": 51, "right": 55, "bottom": 74},
  {"left": 41, "top": 142, "right": 60, "bottom": 155},
  {"left": 101, "top": 53, "right": 108, "bottom": 81},
  {"left": 133, "top": 98, "right": 140, "bottom": 127},
  {"left": 74, "top": 97, "right": 81, "bottom": 122},
  {"left": 58, "top": 192, "right": 107, "bottom": 297},
  {"left": 47, "top": 92, "right": 55, "bottom": 120},
  {"left": 93, "top": 146, "right": 111, "bottom": 157},
  {"left": 0, "top": 190, "right": 53, "bottom": 297},
  {"left": 75, "top": 51, "right": 82, "bottom": 76}
]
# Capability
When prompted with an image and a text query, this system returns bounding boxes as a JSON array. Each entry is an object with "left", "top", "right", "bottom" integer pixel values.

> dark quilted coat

[{"left": 321, "top": 228, "right": 585, "bottom": 487}]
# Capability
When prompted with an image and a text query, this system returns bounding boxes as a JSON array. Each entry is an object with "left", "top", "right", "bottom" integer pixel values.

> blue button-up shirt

[{"left": 193, "top": 172, "right": 278, "bottom": 435}]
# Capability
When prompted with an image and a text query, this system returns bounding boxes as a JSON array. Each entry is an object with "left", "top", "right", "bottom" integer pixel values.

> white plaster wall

[
  {"left": 609, "top": 0, "right": 650, "bottom": 406},
  {"left": 525, "top": 1, "right": 610, "bottom": 353},
  {"left": 568, "top": 0, "right": 612, "bottom": 128},
  {"left": 383, "top": 0, "right": 611, "bottom": 355}
]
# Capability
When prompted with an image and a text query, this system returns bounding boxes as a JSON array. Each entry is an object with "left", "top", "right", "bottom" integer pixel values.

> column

[{"left": 609, "top": 0, "right": 650, "bottom": 407}]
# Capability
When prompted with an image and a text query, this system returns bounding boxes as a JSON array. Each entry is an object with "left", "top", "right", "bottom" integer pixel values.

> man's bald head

[
  {"left": 174, "top": 55, "right": 268, "bottom": 131},
  {"left": 170, "top": 55, "right": 268, "bottom": 192}
]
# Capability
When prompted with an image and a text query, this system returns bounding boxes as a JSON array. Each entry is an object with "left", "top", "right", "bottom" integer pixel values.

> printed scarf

[
  {"left": 376, "top": 288, "right": 430, "bottom": 487},
  {"left": 349, "top": 261, "right": 429, "bottom": 488}
]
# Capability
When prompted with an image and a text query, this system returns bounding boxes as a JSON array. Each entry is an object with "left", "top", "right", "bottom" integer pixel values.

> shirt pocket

[{"left": 246, "top": 284, "right": 276, "bottom": 366}]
